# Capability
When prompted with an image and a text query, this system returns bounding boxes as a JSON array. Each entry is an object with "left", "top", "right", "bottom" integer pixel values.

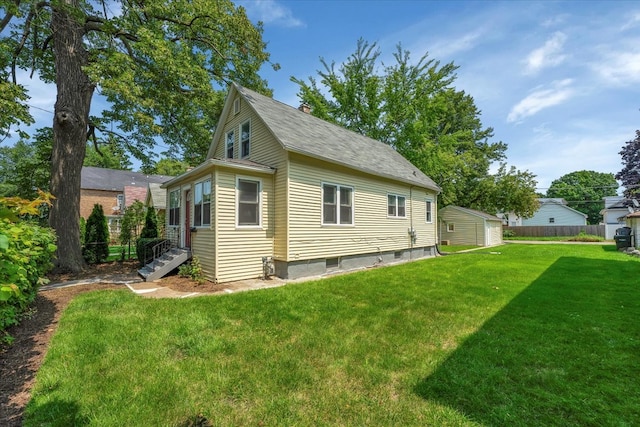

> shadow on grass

[
  {"left": 24, "top": 399, "right": 88, "bottom": 426},
  {"left": 415, "top": 257, "right": 640, "bottom": 426}
]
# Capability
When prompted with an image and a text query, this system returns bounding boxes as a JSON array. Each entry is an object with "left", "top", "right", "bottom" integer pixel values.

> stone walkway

[{"left": 41, "top": 273, "right": 288, "bottom": 299}]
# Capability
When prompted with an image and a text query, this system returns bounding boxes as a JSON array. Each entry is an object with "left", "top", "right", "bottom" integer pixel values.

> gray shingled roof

[
  {"left": 81, "top": 166, "right": 172, "bottom": 191},
  {"left": 444, "top": 205, "right": 503, "bottom": 222},
  {"left": 235, "top": 83, "right": 440, "bottom": 192}
]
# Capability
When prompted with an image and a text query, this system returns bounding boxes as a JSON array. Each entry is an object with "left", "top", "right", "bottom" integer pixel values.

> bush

[
  {"left": 0, "top": 193, "right": 56, "bottom": 345},
  {"left": 136, "top": 238, "right": 167, "bottom": 267},
  {"left": 140, "top": 207, "right": 159, "bottom": 239},
  {"left": 83, "top": 204, "right": 109, "bottom": 264},
  {"left": 503, "top": 229, "right": 516, "bottom": 238},
  {"left": 568, "top": 232, "right": 604, "bottom": 242},
  {"left": 178, "top": 256, "right": 205, "bottom": 285}
]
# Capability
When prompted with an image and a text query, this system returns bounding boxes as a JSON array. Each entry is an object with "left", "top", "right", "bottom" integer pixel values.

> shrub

[
  {"left": 0, "top": 193, "right": 56, "bottom": 345},
  {"left": 503, "top": 229, "right": 516, "bottom": 238},
  {"left": 569, "top": 232, "right": 604, "bottom": 242},
  {"left": 140, "top": 207, "right": 159, "bottom": 239},
  {"left": 178, "top": 256, "right": 205, "bottom": 285},
  {"left": 83, "top": 204, "right": 109, "bottom": 264}
]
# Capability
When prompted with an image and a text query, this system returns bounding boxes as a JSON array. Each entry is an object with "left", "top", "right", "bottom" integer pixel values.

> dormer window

[
  {"left": 241, "top": 121, "right": 250, "bottom": 158},
  {"left": 226, "top": 130, "right": 234, "bottom": 158}
]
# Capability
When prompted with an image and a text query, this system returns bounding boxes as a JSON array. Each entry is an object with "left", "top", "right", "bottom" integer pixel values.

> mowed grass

[{"left": 25, "top": 244, "right": 640, "bottom": 426}]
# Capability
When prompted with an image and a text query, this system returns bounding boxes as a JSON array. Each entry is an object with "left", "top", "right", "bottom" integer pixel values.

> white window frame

[
  {"left": 169, "top": 189, "right": 180, "bottom": 226},
  {"left": 447, "top": 223, "right": 455, "bottom": 232},
  {"left": 322, "top": 182, "right": 354, "bottom": 226},
  {"left": 425, "top": 199, "right": 433, "bottom": 223},
  {"left": 233, "top": 98, "right": 240, "bottom": 115},
  {"left": 387, "top": 194, "right": 406, "bottom": 218},
  {"left": 236, "top": 176, "right": 262, "bottom": 228},
  {"left": 193, "top": 178, "right": 211, "bottom": 227},
  {"left": 240, "top": 120, "right": 251, "bottom": 158},
  {"left": 225, "top": 130, "right": 234, "bottom": 159}
]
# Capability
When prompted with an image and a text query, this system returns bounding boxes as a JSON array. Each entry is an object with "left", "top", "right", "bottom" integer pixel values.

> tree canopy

[
  {"left": 546, "top": 170, "right": 618, "bottom": 224},
  {"left": 292, "top": 39, "right": 537, "bottom": 216},
  {"left": 0, "top": 128, "right": 52, "bottom": 199},
  {"left": 616, "top": 130, "right": 640, "bottom": 198},
  {"left": 1, "top": 0, "right": 275, "bottom": 271}
]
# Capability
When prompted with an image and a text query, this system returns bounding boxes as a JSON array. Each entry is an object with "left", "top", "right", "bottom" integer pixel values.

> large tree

[
  {"left": 292, "top": 39, "right": 534, "bottom": 216},
  {"left": 616, "top": 130, "right": 640, "bottom": 198},
  {"left": 2, "top": 0, "right": 275, "bottom": 271},
  {"left": 546, "top": 170, "right": 618, "bottom": 224}
]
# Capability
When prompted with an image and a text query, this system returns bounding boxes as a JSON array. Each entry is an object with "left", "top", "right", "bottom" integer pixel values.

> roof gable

[{"left": 208, "top": 83, "right": 440, "bottom": 191}]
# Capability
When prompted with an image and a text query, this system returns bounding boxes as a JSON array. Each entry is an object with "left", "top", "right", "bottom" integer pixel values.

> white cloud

[
  {"left": 507, "top": 79, "right": 574, "bottom": 123},
  {"left": 523, "top": 31, "right": 567, "bottom": 75},
  {"left": 428, "top": 29, "right": 484, "bottom": 59},
  {"left": 239, "top": 0, "right": 304, "bottom": 28},
  {"left": 621, "top": 12, "right": 640, "bottom": 31},
  {"left": 593, "top": 49, "right": 640, "bottom": 86}
]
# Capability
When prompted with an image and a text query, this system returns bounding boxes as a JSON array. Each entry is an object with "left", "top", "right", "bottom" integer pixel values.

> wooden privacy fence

[{"left": 504, "top": 225, "right": 606, "bottom": 238}]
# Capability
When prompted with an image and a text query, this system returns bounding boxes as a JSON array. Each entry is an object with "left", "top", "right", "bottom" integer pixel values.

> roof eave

[{"left": 161, "top": 158, "right": 275, "bottom": 189}]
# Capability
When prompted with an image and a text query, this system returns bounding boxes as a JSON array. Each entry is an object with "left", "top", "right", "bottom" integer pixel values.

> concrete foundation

[{"left": 273, "top": 246, "right": 437, "bottom": 280}]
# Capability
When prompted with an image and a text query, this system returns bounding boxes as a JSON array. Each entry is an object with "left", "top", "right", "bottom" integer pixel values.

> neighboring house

[
  {"left": 496, "top": 211, "right": 522, "bottom": 227},
  {"left": 521, "top": 198, "right": 587, "bottom": 226},
  {"left": 145, "top": 182, "right": 167, "bottom": 215},
  {"left": 160, "top": 83, "right": 441, "bottom": 284},
  {"left": 601, "top": 196, "right": 632, "bottom": 239},
  {"left": 439, "top": 205, "right": 503, "bottom": 247},
  {"left": 80, "top": 166, "right": 172, "bottom": 238},
  {"left": 625, "top": 211, "right": 640, "bottom": 248}
]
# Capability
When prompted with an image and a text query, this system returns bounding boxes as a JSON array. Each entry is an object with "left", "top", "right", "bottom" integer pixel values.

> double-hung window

[
  {"left": 226, "top": 130, "right": 234, "bottom": 158},
  {"left": 169, "top": 190, "right": 180, "bottom": 226},
  {"left": 322, "top": 183, "right": 353, "bottom": 225},
  {"left": 387, "top": 194, "right": 406, "bottom": 218},
  {"left": 240, "top": 121, "right": 251, "bottom": 158},
  {"left": 237, "top": 178, "right": 261, "bottom": 226},
  {"left": 426, "top": 199, "right": 433, "bottom": 223},
  {"left": 193, "top": 179, "right": 211, "bottom": 227}
]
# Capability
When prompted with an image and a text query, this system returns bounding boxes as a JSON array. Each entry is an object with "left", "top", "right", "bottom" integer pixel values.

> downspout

[{"left": 409, "top": 186, "right": 414, "bottom": 260}]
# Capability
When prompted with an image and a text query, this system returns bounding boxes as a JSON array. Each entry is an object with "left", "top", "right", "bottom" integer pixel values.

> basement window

[
  {"left": 394, "top": 251, "right": 402, "bottom": 259},
  {"left": 326, "top": 257, "right": 339, "bottom": 269}
]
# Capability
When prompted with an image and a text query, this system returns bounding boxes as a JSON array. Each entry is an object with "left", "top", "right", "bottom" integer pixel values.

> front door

[{"left": 185, "top": 189, "right": 191, "bottom": 249}]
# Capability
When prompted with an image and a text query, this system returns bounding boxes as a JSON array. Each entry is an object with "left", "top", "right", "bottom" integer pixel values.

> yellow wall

[
  {"left": 286, "top": 153, "right": 437, "bottom": 261},
  {"left": 213, "top": 168, "right": 275, "bottom": 283}
]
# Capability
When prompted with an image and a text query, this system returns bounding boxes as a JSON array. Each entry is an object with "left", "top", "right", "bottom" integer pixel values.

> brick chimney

[{"left": 298, "top": 103, "right": 311, "bottom": 114}]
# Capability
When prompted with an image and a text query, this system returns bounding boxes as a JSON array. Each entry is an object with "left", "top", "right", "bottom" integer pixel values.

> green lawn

[{"left": 25, "top": 244, "right": 640, "bottom": 426}]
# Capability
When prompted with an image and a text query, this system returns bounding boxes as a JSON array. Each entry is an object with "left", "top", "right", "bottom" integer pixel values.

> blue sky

[
  {"left": 240, "top": 0, "right": 640, "bottom": 192},
  {"left": 11, "top": 0, "right": 640, "bottom": 192}
]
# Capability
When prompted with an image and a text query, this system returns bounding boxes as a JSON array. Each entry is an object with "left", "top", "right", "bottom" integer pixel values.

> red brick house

[{"left": 80, "top": 167, "right": 172, "bottom": 239}]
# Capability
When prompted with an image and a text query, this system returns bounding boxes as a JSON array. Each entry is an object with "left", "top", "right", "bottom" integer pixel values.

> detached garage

[{"left": 439, "top": 205, "right": 503, "bottom": 247}]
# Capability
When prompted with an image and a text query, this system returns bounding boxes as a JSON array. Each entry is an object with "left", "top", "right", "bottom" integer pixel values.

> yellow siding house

[{"left": 161, "top": 83, "right": 441, "bottom": 283}]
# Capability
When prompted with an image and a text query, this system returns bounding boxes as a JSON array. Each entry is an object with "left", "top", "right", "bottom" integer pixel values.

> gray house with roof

[
  {"left": 80, "top": 166, "right": 172, "bottom": 238},
  {"left": 157, "top": 83, "right": 441, "bottom": 283}
]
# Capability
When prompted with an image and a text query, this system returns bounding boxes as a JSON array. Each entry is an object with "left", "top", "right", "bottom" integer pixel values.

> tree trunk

[{"left": 48, "top": 1, "right": 95, "bottom": 272}]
